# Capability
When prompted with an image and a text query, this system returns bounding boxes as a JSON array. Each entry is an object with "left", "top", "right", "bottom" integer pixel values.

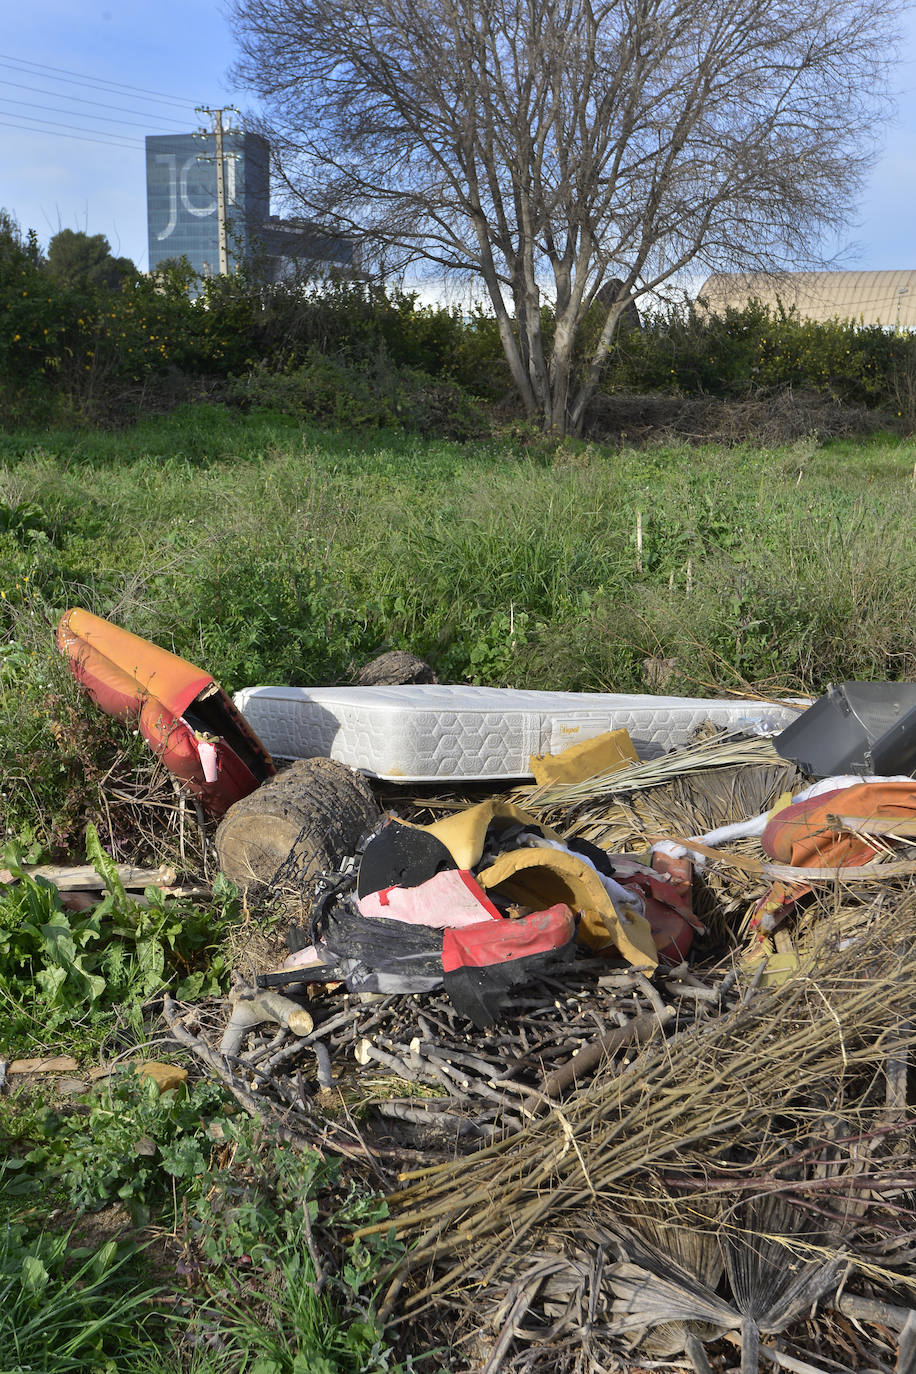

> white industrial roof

[{"left": 697, "top": 270, "right": 916, "bottom": 327}]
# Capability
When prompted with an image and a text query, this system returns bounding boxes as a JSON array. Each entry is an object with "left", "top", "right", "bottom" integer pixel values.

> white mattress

[{"left": 234, "top": 685, "right": 802, "bottom": 782}]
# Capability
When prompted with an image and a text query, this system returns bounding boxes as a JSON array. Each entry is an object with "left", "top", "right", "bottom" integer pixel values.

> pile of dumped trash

[{"left": 48, "top": 608, "right": 916, "bottom": 1373}]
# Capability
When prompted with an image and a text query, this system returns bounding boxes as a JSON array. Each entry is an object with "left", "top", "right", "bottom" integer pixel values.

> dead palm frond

[
  {"left": 564, "top": 757, "right": 806, "bottom": 851},
  {"left": 519, "top": 733, "right": 787, "bottom": 812},
  {"left": 535, "top": 1193, "right": 844, "bottom": 1372}
]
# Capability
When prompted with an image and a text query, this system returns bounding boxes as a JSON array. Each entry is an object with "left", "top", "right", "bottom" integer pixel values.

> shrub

[
  {"left": 232, "top": 348, "right": 488, "bottom": 435},
  {"left": 600, "top": 298, "right": 916, "bottom": 415}
]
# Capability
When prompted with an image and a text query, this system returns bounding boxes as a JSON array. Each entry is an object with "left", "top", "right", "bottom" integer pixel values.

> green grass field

[{"left": 4, "top": 405, "right": 914, "bottom": 697}]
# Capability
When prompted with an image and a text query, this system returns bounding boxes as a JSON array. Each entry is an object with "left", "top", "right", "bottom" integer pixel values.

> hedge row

[
  {"left": 0, "top": 220, "right": 508, "bottom": 425},
  {"left": 3, "top": 213, "right": 916, "bottom": 427},
  {"left": 604, "top": 298, "right": 916, "bottom": 414}
]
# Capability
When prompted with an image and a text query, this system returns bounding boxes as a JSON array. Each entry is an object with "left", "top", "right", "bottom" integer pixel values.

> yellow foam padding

[
  {"left": 767, "top": 791, "right": 795, "bottom": 820},
  {"left": 477, "top": 847, "right": 658, "bottom": 969},
  {"left": 412, "top": 800, "right": 565, "bottom": 871},
  {"left": 529, "top": 728, "right": 638, "bottom": 787},
  {"left": 412, "top": 798, "right": 657, "bottom": 968}
]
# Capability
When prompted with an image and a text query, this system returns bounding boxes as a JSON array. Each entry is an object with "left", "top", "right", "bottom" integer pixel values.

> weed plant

[
  {"left": 0, "top": 836, "right": 240, "bottom": 1056},
  {"left": 0, "top": 1206, "right": 164, "bottom": 1374},
  {"left": 1, "top": 1075, "right": 415, "bottom": 1373},
  {"left": 0, "top": 833, "right": 414, "bottom": 1368}
]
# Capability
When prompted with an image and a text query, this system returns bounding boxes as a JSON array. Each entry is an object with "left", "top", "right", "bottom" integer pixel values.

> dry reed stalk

[
  {"left": 98, "top": 752, "right": 210, "bottom": 876},
  {"left": 788, "top": 884, "right": 906, "bottom": 954},
  {"left": 376, "top": 890, "right": 916, "bottom": 1305}
]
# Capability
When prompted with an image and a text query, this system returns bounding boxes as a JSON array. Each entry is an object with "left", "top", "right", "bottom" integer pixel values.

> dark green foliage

[
  {"left": 45, "top": 230, "right": 137, "bottom": 292},
  {"left": 233, "top": 349, "right": 489, "bottom": 435},
  {"left": 0, "top": 219, "right": 508, "bottom": 427},
  {"left": 233, "top": 277, "right": 506, "bottom": 394},
  {"left": 603, "top": 298, "right": 916, "bottom": 420},
  {"left": 4, "top": 198, "right": 916, "bottom": 432},
  {"left": 0, "top": 213, "right": 79, "bottom": 417}
]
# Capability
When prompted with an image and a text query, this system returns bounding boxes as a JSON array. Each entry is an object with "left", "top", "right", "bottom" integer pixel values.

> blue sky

[{"left": 3, "top": 0, "right": 916, "bottom": 275}]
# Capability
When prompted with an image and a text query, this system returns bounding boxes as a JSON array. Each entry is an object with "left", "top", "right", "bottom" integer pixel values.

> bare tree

[{"left": 230, "top": 0, "right": 901, "bottom": 434}]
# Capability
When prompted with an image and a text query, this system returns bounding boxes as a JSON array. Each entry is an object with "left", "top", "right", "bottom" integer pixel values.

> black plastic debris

[
  {"left": 356, "top": 819, "right": 457, "bottom": 896},
  {"left": 775, "top": 681, "right": 916, "bottom": 778}
]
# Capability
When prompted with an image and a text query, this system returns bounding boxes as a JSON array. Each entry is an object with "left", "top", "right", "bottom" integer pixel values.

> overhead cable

[
  {"left": 0, "top": 76, "right": 191, "bottom": 124},
  {"left": 0, "top": 94, "right": 187, "bottom": 133},
  {"left": 0, "top": 52, "right": 197, "bottom": 107},
  {"left": 0, "top": 114, "right": 143, "bottom": 150}
]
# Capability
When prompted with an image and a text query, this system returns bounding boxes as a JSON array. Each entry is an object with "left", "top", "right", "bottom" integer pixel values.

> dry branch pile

[{"left": 163, "top": 733, "right": 916, "bottom": 1373}]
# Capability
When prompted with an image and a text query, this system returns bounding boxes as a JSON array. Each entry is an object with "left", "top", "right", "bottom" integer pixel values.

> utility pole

[{"left": 196, "top": 106, "right": 237, "bottom": 275}]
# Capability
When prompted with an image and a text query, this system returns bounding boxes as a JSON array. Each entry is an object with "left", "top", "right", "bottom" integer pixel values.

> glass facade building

[
  {"left": 251, "top": 217, "right": 356, "bottom": 281},
  {"left": 145, "top": 131, "right": 270, "bottom": 276}
]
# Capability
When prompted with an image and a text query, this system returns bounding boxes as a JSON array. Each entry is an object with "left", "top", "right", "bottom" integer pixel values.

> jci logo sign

[{"left": 152, "top": 153, "right": 237, "bottom": 240}]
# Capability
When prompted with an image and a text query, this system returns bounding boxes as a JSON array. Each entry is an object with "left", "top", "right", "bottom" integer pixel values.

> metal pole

[
  {"left": 197, "top": 106, "right": 233, "bottom": 275},
  {"left": 213, "top": 110, "right": 228, "bottom": 275}
]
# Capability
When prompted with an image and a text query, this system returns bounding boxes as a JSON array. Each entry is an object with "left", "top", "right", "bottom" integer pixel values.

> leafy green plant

[
  {"left": 233, "top": 349, "right": 487, "bottom": 438},
  {"left": 439, "top": 606, "right": 530, "bottom": 684},
  {"left": 13, "top": 1072, "right": 224, "bottom": 1224},
  {"left": 0, "top": 497, "right": 52, "bottom": 541},
  {"left": 0, "top": 831, "right": 240, "bottom": 1046}
]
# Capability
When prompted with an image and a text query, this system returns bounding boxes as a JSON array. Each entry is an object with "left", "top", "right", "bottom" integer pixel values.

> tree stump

[
  {"left": 354, "top": 650, "right": 438, "bottom": 686},
  {"left": 215, "top": 757, "right": 381, "bottom": 900}
]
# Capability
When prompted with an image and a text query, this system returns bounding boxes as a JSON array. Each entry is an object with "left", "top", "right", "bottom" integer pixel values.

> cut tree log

[{"left": 215, "top": 757, "right": 380, "bottom": 898}]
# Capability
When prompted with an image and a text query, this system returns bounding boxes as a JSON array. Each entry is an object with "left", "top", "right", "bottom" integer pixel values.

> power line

[
  {"left": 0, "top": 115, "right": 143, "bottom": 151},
  {"left": 0, "top": 77, "right": 191, "bottom": 126},
  {"left": 0, "top": 94, "right": 187, "bottom": 133},
  {"left": 0, "top": 53, "right": 198, "bottom": 108}
]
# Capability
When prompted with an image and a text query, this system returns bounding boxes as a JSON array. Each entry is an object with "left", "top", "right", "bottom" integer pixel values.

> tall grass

[
  {"left": 3, "top": 413, "right": 913, "bottom": 690},
  {"left": 0, "top": 1217, "right": 164, "bottom": 1374},
  {"left": 2, "top": 406, "right": 914, "bottom": 842}
]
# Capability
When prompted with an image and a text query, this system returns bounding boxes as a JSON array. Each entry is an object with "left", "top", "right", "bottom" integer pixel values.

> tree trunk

[
  {"left": 549, "top": 315, "right": 578, "bottom": 435},
  {"left": 569, "top": 297, "right": 629, "bottom": 435}
]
